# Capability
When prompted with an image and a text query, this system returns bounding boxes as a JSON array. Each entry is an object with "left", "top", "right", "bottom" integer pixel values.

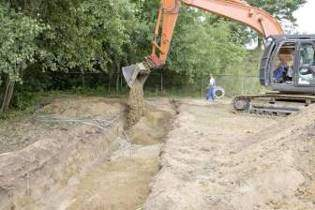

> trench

[
  {"left": 65, "top": 102, "right": 175, "bottom": 210},
  {"left": 0, "top": 97, "right": 176, "bottom": 210}
]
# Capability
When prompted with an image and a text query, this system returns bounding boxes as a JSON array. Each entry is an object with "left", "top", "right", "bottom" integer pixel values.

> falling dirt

[
  {"left": 127, "top": 105, "right": 174, "bottom": 145},
  {"left": 127, "top": 79, "right": 145, "bottom": 127}
]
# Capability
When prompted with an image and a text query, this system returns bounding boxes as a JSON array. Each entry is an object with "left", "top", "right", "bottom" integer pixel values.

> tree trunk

[
  {"left": 200, "top": 76, "right": 204, "bottom": 98},
  {"left": 120, "top": 71, "right": 123, "bottom": 92},
  {"left": 116, "top": 62, "right": 121, "bottom": 95},
  {"left": 107, "top": 74, "right": 111, "bottom": 94},
  {"left": 1, "top": 78, "right": 15, "bottom": 113}
]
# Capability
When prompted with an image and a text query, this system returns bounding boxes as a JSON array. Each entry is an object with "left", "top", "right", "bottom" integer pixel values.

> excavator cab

[
  {"left": 233, "top": 35, "right": 315, "bottom": 115},
  {"left": 260, "top": 35, "right": 315, "bottom": 94}
]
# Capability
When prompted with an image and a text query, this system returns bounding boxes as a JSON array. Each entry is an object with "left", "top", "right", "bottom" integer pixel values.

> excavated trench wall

[
  {"left": 0, "top": 115, "right": 124, "bottom": 209},
  {"left": 0, "top": 97, "right": 175, "bottom": 210}
]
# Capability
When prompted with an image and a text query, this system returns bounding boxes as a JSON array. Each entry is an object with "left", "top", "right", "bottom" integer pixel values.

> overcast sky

[{"left": 294, "top": 0, "right": 315, "bottom": 34}]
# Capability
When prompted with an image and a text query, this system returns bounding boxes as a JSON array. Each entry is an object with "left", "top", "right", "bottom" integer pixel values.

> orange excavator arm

[
  {"left": 122, "top": 0, "right": 284, "bottom": 88},
  {"left": 148, "top": 0, "right": 284, "bottom": 68}
]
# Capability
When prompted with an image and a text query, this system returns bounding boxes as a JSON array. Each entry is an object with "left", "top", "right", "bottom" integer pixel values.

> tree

[
  {"left": 167, "top": 8, "right": 247, "bottom": 82},
  {"left": 8, "top": 0, "right": 152, "bottom": 73},
  {"left": 0, "top": 3, "right": 45, "bottom": 112},
  {"left": 247, "top": 0, "right": 306, "bottom": 23},
  {"left": 0, "top": 0, "right": 306, "bottom": 112},
  {"left": 240, "top": 0, "right": 307, "bottom": 46}
]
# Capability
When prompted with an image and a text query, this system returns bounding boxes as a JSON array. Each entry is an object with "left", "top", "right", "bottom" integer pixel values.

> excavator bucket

[{"left": 122, "top": 63, "right": 150, "bottom": 88}]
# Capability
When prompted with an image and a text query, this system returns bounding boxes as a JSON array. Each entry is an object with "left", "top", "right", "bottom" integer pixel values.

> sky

[{"left": 294, "top": 0, "right": 315, "bottom": 34}]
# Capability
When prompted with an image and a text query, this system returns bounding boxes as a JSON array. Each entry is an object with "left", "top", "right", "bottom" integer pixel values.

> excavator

[{"left": 123, "top": 0, "right": 315, "bottom": 115}]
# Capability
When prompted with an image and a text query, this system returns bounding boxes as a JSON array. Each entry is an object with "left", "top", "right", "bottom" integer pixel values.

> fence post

[
  {"left": 80, "top": 68, "right": 85, "bottom": 88},
  {"left": 116, "top": 62, "right": 121, "bottom": 95},
  {"left": 241, "top": 76, "right": 245, "bottom": 95},
  {"left": 120, "top": 71, "right": 123, "bottom": 92},
  {"left": 200, "top": 77, "right": 204, "bottom": 98},
  {"left": 160, "top": 71, "right": 164, "bottom": 95}
]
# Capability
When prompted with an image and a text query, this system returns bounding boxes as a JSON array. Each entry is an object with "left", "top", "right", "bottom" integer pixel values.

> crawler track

[{"left": 233, "top": 92, "right": 315, "bottom": 116}]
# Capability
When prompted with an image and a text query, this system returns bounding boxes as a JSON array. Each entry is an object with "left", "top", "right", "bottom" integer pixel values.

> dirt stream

[
  {"left": 0, "top": 97, "right": 315, "bottom": 210},
  {"left": 127, "top": 79, "right": 145, "bottom": 127}
]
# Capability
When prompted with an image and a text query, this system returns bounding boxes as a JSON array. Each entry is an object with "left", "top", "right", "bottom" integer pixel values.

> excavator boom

[{"left": 123, "top": 0, "right": 284, "bottom": 87}]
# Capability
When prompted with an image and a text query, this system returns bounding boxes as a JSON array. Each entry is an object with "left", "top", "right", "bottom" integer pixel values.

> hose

[{"left": 213, "top": 86, "right": 225, "bottom": 99}]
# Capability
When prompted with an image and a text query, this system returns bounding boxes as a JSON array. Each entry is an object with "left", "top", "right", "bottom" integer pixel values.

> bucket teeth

[{"left": 122, "top": 63, "right": 150, "bottom": 88}]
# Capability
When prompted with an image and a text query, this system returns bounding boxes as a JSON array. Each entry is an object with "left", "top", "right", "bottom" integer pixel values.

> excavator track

[{"left": 233, "top": 92, "right": 315, "bottom": 116}]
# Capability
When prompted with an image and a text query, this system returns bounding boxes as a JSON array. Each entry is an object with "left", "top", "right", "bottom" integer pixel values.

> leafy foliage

[
  {"left": 0, "top": 0, "right": 308, "bottom": 113},
  {"left": 4, "top": 0, "right": 305, "bottom": 78},
  {"left": 0, "top": 3, "right": 45, "bottom": 82},
  {"left": 8, "top": 0, "right": 152, "bottom": 73},
  {"left": 167, "top": 8, "right": 247, "bottom": 82},
  {"left": 247, "top": 0, "right": 306, "bottom": 22}
]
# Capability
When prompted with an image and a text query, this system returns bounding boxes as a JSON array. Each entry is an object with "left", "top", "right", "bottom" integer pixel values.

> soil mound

[
  {"left": 42, "top": 97, "right": 124, "bottom": 118},
  {"left": 145, "top": 102, "right": 315, "bottom": 210},
  {"left": 0, "top": 97, "right": 125, "bottom": 154},
  {"left": 0, "top": 97, "right": 126, "bottom": 210}
]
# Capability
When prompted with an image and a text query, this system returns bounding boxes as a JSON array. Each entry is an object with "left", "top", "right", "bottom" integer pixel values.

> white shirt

[
  {"left": 209, "top": 78, "right": 216, "bottom": 86},
  {"left": 287, "top": 67, "right": 293, "bottom": 78}
]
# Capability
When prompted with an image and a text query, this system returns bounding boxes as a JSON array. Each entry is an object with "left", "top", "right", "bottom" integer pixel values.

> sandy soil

[
  {"left": 145, "top": 99, "right": 315, "bottom": 210},
  {"left": 0, "top": 97, "right": 124, "bottom": 154},
  {"left": 0, "top": 96, "right": 314, "bottom": 210},
  {"left": 0, "top": 96, "right": 175, "bottom": 210}
]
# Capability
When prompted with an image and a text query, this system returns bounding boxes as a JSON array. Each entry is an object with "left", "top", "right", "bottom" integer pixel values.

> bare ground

[
  {"left": 0, "top": 96, "right": 175, "bottom": 210},
  {"left": 145, "top": 99, "right": 315, "bottom": 210},
  {"left": 0, "top": 97, "right": 314, "bottom": 210}
]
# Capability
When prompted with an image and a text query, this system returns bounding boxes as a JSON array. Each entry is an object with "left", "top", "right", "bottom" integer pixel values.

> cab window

[
  {"left": 300, "top": 43, "right": 315, "bottom": 65},
  {"left": 271, "top": 42, "right": 295, "bottom": 84},
  {"left": 298, "top": 43, "right": 315, "bottom": 85}
]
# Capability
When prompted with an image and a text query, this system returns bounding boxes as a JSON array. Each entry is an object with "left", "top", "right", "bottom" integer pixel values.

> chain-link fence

[
  {"left": 14, "top": 70, "right": 264, "bottom": 98},
  {"left": 213, "top": 74, "right": 263, "bottom": 96},
  {"left": 0, "top": 70, "right": 265, "bottom": 113},
  {"left": 144, "top": 72, "right": 264, "bottom": 98}
]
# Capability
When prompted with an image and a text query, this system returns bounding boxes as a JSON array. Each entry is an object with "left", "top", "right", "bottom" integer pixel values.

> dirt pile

[
  {"left": 145, "top": 101, "right": 315, "bottom": 210},
  {"left": 0, "top": 97, "right": 124, "bottom": 154},
  {"left": 223, "top": 105, "right": 315, "bottom": 210},
  {"left": 42, "top": 97, "right": 124, "bottom": 118}
]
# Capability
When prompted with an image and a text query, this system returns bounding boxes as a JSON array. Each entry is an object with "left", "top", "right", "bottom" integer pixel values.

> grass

[{"left": 0, "top": 78, "right": 265, "bottom": 122}]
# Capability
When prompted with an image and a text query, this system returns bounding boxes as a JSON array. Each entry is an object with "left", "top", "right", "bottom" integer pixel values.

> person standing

[{"left": 207, "top": 74, "right": 216, "bottom": 102}]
